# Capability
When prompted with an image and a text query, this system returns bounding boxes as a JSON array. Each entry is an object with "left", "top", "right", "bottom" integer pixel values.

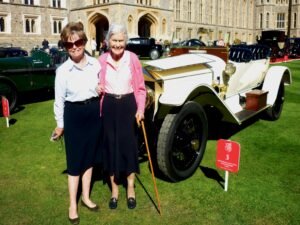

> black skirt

[
  {"left": 64, "top": 99, "right": 102, "bottom": 176},
  {"left": 102, "top": 93, "right": 139, "bottom": 177}
]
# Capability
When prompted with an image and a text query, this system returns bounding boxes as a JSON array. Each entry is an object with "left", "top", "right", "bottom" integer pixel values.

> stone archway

[
  {"left": 89, "top": 13, "right": 109, "bottom": 52},
  {"left": 138, "top": 13, "right": 157, "bottom": 38}
]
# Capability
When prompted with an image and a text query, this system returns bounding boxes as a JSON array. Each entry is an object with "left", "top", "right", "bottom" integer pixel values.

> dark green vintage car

[{"left": 0, "top": 49, "right": 68, "bottom": 114}]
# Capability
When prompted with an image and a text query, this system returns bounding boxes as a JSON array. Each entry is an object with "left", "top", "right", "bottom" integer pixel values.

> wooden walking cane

[{"left": 141, "top": 120, "right": 162, "bottom": 215}]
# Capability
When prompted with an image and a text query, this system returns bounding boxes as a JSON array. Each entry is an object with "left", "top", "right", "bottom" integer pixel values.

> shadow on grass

[
  {"left": 8, "top": 118, "right": 17, "bottom": 126},
  {"left": 136, "top": 175, "right": 161, "bottom": 215},
  {"left": 11, "top": 89, "right": 54, "bottom": 116},
  {"left": 199, "top": 166, "right": 224, "bottom": 189},
  {"left": 61, "top": 164, "right": 106, "bottom": 204},
  {"left": 206, "top": 106, "right": 261, "bottom": 141}
]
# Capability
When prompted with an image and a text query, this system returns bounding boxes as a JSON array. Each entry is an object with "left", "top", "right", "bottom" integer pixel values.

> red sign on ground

[
  {"left": 1, "top": 96, "right": 10, "bottom": 117},
  {"left": 216, "top": 139, "right": 240, "bottom": 173}
]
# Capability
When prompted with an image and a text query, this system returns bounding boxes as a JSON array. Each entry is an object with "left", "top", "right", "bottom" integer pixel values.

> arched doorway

[
  {"left": 138, "top": 13, "right": 157, "bottom": 38},
  {"left": 89, "top": 14, "right": 109, "bottom": 52}
]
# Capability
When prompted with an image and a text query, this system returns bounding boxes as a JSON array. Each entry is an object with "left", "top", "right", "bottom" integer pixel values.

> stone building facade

[{"left": 0, "top": 0, "right": 299, "bottom": 52}]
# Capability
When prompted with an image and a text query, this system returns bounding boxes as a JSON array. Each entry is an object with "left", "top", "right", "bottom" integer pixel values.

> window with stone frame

[
  {"left": 93, "top": 0, "right": 109, "bottom": 4},
  {"left": 128, "top": 15, "right": 133, "bottom": 34},
  {"left": 24, "top": 0, "right": 34, "bottom": 5},
  {"left": 52, "top": 19, "right": 63, "bottom": 34},
  {"left": 276, "top": 13, "right": 285, "bottom": 28},
  {"left": 162, "top": 18, "right": 166, "bottom": 35},
  {"left": 188, "top": 28, "right": 192, "bottom": 39},
  {"left": 200, "top": 0, "right": 203, "bottom": 23},
  {"left": 188, "top": 0, "right": 192, "bottom": 22},
  {"left": 266, "top": 12, "right": 270, "bottom": 28},
  {"left": 175, "top": 0, "right": 180, "bottom": 20},
  {"left": 0, "top": 13, "right": 10, "bottom": 33},
  {"left": 0, "top": 17, "right": 5, "bottom": 32},
  {"left": 24, "top": 0, "right": 41, "bottom": 5},
  {"left": 51, "top": 0, "right": 66, "bottom": 8},
  {"left": 52, "top": 0, "right": 61, "bottom": 8},
  {"left": 136, "top": 0, "right": 151, "bottom": 5},
  {"left": 24, "top": 15, "right": 40, "bottom": 34},
  {"left": 175, "top": 27, "right": 181, "bottom": 41},
  {"left": 0, "top": 15, "right": 6, "bottom": 32}
]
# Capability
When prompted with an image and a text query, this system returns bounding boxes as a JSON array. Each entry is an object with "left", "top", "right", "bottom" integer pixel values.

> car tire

[
  {"left": 157, "top": 102, "right": 208, "bottom": 182},
  {"left": 149, "top": 49, "right": 160, "bottom": 60},
  {"left": 263, "top": 81, "right": 285, "bottom": 121},
  {"left": 0, "top": 79, "right": 18, "bottom": 115}
]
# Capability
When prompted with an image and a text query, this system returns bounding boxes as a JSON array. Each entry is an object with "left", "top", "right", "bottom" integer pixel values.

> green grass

[{"left": 0, "top": 61, "right": 300, "bottom": 225}]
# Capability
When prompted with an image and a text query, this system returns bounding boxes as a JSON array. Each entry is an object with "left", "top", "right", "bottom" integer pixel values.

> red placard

[
  {"left": 216, "top": 139, "right": 240, "bottom": 173},
  {"left": 1, "top": 96, "right": 10, "bottom": 117}
]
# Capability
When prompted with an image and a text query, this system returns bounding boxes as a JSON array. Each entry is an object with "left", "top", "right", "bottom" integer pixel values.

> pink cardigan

[{"left": 98, "top": 51, "right": 146, "bottom": 114}]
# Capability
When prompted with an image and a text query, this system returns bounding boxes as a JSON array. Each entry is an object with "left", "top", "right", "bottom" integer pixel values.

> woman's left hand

[
  {"left": 135, "top": 111, "right": 144, "bottom": 127},
  {"left": 95, "top": 84, "right": 104, "bottom": 95}
]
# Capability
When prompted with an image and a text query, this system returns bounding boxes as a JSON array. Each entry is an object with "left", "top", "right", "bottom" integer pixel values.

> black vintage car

[
  {"left": 0, "top": 44, "right": 28, "bottom": 58},
  {"left": 0, "top": 49, "right": 68, "bottom": 114},
  {"left": 286, "top": 38, "right": 300, "bottom": 58},
  {"left": 126, "top": 37, "right": 164, "bottom": 60},
  {"left": 257, "top": 30, "right": 286, "bottom": 61},
  {"left": 173, "top": 38, "right": 206, "bottom": 47}
]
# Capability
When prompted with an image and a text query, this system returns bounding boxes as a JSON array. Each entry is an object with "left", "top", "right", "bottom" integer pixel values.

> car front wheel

[
  {"left": 149, "top": 49, "right": 160, "bottom": 60},
  {"left": 157, "top": 102, "right": 208, "bottom": 182}
]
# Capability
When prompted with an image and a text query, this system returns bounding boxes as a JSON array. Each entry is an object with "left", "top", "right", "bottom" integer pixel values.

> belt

[
  {"left": 105, "top": 92, "right": 133, "bottom": 99},
  {"left": 66, "top": 97, "right": 99, "bottom": 105}
]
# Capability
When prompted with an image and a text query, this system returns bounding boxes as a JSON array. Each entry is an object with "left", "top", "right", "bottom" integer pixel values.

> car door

[
  {"left": 0, "top": 56, "right": 33, "bottom": 92},
  {"left": 30, "top": 50, "right": 56, "bottom": 89}
]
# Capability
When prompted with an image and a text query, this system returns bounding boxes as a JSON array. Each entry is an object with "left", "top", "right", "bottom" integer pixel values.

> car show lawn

[{"left": 0, "top": 61, "right": 299, "bottom": 225}]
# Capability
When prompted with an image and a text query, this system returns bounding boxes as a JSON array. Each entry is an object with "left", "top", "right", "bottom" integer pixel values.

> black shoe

[
  {"left": 127, "top": 197, "right": 136, "bottom": 209},
  {"left": 81, "top": 200, "right": 99, "bottom": 212},
  {"left": 109, "top": 197, "right": 118, "bottom": 209},
  {"left": 68, "top": 217, "right": 80, "bottom": 225}
]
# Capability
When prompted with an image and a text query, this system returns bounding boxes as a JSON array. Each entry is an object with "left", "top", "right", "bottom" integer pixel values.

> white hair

[{"left": 105, "top": 23, "right": 128, "bottom": 48}]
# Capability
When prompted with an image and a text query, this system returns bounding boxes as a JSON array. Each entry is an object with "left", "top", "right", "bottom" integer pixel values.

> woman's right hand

[{"left": 52, "top": 127, "right": 64, "bottom": 140}]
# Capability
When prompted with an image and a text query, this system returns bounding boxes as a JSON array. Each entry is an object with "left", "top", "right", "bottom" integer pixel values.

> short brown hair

[{"left": 60, "top": 22, "right": 88, "bottom": 43}]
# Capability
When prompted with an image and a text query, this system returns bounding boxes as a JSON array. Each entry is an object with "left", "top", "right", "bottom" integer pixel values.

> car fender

[
  {"left": 158, "top": 84, "right": 239, "bottom": 124},
  {"left": 0, "top": 75, "right": 18, "bottom": 90},
  {"left": 262, "top": 66, "right": 292, "bottom": 105}
]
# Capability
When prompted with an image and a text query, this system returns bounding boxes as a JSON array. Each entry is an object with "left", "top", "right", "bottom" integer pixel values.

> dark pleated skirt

[
  {"left": 64, "top": 100, "right": 102, "bottom": 176},
  {"left": 102, "top": 93, "right": 139, "bottom": 177}
]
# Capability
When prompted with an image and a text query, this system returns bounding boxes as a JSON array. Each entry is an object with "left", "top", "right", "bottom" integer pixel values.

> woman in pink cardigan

[{"left": 97, "top": 23, "right": 146, "bottom": 210}]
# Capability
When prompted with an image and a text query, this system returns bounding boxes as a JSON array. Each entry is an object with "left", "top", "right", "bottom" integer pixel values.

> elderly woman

[
  {"left": 53, "top": 22, "right": 101, "bottom": 224},
  {"left": 97, "top": 23, "right": 146, "bottom": 210}
]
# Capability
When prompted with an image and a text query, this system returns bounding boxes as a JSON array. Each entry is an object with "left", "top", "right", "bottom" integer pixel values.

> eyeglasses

[{"left": 63, "top": 39, "right": 85, "bottom": 49}]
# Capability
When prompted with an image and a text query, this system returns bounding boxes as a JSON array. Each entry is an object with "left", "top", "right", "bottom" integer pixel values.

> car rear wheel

[
  {"left": 263, "top": 81, "right": 284, "bottom": 121},
  {"left": 0, "top": 79, "right": 18, "bottom": 115},
  {"left": 157, "top": 102, "right": 208, "bottom": 182},
  {"left": 149, "top": 49, "right": 160, "bottom": 60}
]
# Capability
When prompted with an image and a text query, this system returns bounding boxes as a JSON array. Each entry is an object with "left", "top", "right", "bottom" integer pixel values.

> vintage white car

[{"left": 142, "top": 45, "right": 292, "bottom": 182}]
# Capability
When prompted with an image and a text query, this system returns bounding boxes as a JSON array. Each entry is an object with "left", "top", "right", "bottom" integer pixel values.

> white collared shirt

[{"left": 54, "top": 54, "right": 101, "bottom": 128}]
